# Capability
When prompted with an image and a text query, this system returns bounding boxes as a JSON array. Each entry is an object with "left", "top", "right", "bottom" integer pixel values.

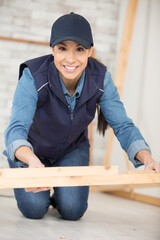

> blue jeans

[{"left": 7, "top": 143, "right": 90, "bottom": 220}]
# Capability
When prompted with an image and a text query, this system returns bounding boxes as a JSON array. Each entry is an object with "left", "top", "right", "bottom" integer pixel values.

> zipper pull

[
  {"left": 68, "top": 105, "right": 73, "bottom": 120},
  {"left": 70, "top": 112, "right": 73, "bottom": 120}
]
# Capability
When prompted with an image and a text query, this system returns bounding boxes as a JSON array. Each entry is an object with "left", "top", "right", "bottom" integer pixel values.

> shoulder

[
  {"left": 102, "top": 71, "right": 118, "bottom": 99},
  {"left": 19, "top": 67, "right": 35, "bottom": 86},
  {"left": 19, "top": 54, "right": 53, "bottom": 79},
  {"left": 25, "top": 54, "right": 53, "bottom": 72},
  {"left": 21, "top": 67, "right": 33, "bottom": 79},
  {"left": 104, "top": 71, "right": 112, "bottom": 85},
  {"left": 19, "top": 67, "right": 38, "bottom": 99}
]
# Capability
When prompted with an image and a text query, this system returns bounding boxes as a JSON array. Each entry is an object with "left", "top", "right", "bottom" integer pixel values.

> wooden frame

[
  {"left": 101, "top": 0, "right": 160, "bottom": 206},
  {"left": 107, "top": 191, "right": 160, "bottom": 207},
  {"left": 0, "top": 166, "right": 159, "bottom": 189},
  {"left": 0, "top": 36, "right": 49, "bottom": 46},
  {"left": 104, "top": 0, "right": 139, "bottom": 167}
]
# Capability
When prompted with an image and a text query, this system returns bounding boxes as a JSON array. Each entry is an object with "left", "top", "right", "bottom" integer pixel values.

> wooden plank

[
  {"left": 104, "top": 0, "right": 138, "bottom": 166},
  {"left": 91, "top": 182, "right": 160, "bottom": 192},
  {"left": 133, "top": 192, "right": 160, "bottom": 206},
  {"left": 0, "top": 166, "right": 118, "bottom": 189},
  {"left": 0, "top": 166, "right": 118, "bottom": 178},
  {"left": 0, "top": 166, "right": 160, "bottom": 189},
  {"left": 124, "top": 152, "right": 131, "bottom": 171},
  {"left": 107, "top": 190, "right": 160, "bottom": 207},
  {"left": 114, "top": 0, "right": 138, "bottom": 97},
  {"left": 0, "top": 36, "right": 49, "bottom": 46},
  {"left": 123, "top": 170, "right": 156, "bottom": 174},
  {"left": 91, "top": 185, "right": 131, "bottom": 191}
]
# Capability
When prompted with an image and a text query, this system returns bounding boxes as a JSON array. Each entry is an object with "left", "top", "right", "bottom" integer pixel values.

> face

[{"left": 52, "top": 41, "right": 92, "bottom": 85}]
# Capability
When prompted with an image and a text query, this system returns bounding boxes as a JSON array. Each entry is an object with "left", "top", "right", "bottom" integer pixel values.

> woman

[{"left": 4, "top": 12, "right": 160, "bottom": 220}]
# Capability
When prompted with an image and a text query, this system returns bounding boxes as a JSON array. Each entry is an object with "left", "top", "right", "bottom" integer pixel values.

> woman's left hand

[
  {"left": 145, "top": 160, "right": 160, "bottom": 173},
  {"left": 135, "top": 149, "right": 160, "bottom": 173}
]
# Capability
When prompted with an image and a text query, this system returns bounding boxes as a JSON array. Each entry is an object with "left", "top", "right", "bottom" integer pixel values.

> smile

[{"left": 63, "top": 65, "right": 79, "bottom": 72}]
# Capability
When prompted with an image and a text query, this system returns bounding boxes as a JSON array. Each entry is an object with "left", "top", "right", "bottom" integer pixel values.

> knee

[
  {"left": 21, "top": 209, "right": 47, "bottom": 219},
  {"left": 57, "top": 200, "right": 88, "bottom": 221},
  {"left": 17, "top": 200, "right": 49, "bottom": 219}
]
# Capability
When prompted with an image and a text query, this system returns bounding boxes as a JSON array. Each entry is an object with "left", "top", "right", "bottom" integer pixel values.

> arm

[
  {"left": 4, "top": 68, "right": 50, "bottom": 192},
  {"left": 15, "top": 146, "right": 50, "bottom": 192},
  {"left": 99, "top": 72, "right": 159, "bottom": 173},
  {"left": 15, "top": 146, "right": 43, "bottom": 168},
  {"left": 4, "top": 67, "right": 38, "bottom": 162}
]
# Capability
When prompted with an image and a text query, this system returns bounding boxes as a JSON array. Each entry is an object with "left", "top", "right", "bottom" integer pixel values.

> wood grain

[{"left": 0, "top": 166, "right": 159, "bottom": 189}]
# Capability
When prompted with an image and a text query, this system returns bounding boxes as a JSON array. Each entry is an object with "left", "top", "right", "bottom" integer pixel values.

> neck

[
  {"left": 60, "top": 74, "right": 80, "bottom": 96},
  {"left": 65, "top": 81, "right": 78, "bottom": 96}
]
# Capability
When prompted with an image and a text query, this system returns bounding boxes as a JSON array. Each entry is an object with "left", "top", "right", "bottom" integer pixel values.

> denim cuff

[
  {"left": 127, "top": 140, "right": 151, "bottom": 168},
  {"left": 4, "top": 139, "right": 33, "bottom": 162}
]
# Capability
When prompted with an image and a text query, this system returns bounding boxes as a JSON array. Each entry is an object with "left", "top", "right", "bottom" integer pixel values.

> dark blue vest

[{"left": 19, "top": 55, "right": 106, "bottom": 160}]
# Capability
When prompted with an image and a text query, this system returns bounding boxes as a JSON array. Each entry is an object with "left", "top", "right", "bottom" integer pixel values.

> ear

[{"left": 88, "top": 47, "right": 93, "bottom": 57}]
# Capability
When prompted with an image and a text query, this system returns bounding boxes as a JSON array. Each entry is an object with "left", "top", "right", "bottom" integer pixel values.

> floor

[{"left": 0, "top": 191, "right": 159, "bottom": 240}]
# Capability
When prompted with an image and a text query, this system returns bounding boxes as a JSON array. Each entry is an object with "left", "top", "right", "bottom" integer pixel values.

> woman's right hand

[
  {"left": 25, "top": 158, "right": 51, "bottom": 193},
  {"left": 15, "top": 146, "right": 51, "bottom": 193}
]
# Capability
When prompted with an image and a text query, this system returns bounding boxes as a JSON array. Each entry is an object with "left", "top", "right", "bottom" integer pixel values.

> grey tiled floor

[{"left": 0, "top": 191, "right": 160, "bottom": 240}]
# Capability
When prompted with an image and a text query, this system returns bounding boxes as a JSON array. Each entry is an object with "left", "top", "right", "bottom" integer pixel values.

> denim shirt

[{"left": 4, "top": 68, "right": 151, "bottom": 168}]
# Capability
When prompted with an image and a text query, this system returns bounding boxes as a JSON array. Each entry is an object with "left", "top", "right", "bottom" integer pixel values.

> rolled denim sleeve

[
  {"left": 127, "top": 140, "right": 151, "bottom": 168},
  {"left": 99, "top": 72, "right": 151, "bottom": 168},
  {"left": 3, "top": 140, "right": 33, "bottom": 161},
  {"left": 4, "top": 68, "right": 38, "bottom": 161}
]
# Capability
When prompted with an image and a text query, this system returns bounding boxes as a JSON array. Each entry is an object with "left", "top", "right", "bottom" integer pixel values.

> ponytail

[
  {"left": 96, "top": 104, "right": 108, "bottom": 136},
  {"left": 89, "top": 57, "right": 109, "bottom": 136}
]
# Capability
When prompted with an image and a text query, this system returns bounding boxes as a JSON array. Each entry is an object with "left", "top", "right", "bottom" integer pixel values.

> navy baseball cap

[{"left": 50, "top": 12, "right": 94, "bottom": 49}]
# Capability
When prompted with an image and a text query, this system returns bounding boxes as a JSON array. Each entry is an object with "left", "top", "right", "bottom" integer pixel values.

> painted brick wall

[{"left": 0, "top": 0, "right": 119, "bottom": 167}]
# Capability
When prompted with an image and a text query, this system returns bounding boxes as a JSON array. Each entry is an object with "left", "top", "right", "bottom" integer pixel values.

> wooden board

[
  {"left": 0, "top": 36, "right": 49, "bottom": 46},
  {"left": 0, "top": 166, "right": 160, "bottom": 189},
  {"left": 103, "top": 0, "right": 138, "bottom": 167},
  {"left": 107, "top": 190, "right": 160, "bottom": 207}
]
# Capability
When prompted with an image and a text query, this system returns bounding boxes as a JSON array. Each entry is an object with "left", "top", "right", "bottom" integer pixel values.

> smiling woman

[
  {"left": 3, "top": 12, "right": 160, "bottom": 221},
  {"left": 52, "top": 41, "right": 92, "bottom": 95}
]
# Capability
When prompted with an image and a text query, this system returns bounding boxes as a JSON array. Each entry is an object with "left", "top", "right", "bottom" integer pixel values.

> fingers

[
  {"left": 145, "top": 165, "right": 154, "bottom": 171},
  {"left": 105, "top": 165, "right": 111, "bottom": 170},
  {"left": 25, "top": 187, "right": 51, "bottom": 193},
  {"left": 155, "top": 162, "right": 160, "bottom": 173},
  {"left": 37, "top": 162, "right": 45, "bottom": 168},
  {"left": 145, "top": 162, "right": 160, "bottom": 173},
  {"left": 29, "top": 161, "right": 45, "bottom": 168},
  {"left": 26, "top": 160, "right": 49, "bottom": 192}
]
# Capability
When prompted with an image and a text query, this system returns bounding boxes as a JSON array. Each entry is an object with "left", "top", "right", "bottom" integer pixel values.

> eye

[
  {"left": 58, "top": 47, "right": 66, "bottom": 51},
  {"left": 77, "top": 47, "right": 84, "bottom": 52}
]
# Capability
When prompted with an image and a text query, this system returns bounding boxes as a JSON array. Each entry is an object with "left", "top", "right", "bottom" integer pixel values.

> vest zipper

[
  {"left": 68, "top": 105, "right": 73, "bottom": 120},
  {"left": 70, "top": 112, "right": 73, "bottom": 120},
  {"left": 49, "top": 83, "right": 74, "bottom": 156},
  {"left": 62, "top": 105, "right": 73, "bottom": 143},
  {"left": 54, "top": 105, "right": 73, "bottom": 159}
]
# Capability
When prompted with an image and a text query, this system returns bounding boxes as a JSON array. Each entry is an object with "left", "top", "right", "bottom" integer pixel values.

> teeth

[{"left": 65, "top": 66, "right": 76, "bottom": 70}]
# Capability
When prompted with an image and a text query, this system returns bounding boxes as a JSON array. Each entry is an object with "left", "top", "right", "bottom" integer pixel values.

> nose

[{"left": 65, "top": 50, "right": 76, "bottom": 64}]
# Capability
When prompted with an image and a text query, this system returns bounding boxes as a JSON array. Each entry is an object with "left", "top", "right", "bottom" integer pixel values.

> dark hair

[
  {"left": 96, "top": 104, "right": 108, "bottom": 136},
  {"left": 90, "top": 57, "right": 109, "bottom": 136}
]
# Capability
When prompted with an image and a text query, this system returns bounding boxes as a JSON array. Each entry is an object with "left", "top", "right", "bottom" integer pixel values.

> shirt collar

[{"left": 59, "top": 70, "right": 85, "bottom": 98}]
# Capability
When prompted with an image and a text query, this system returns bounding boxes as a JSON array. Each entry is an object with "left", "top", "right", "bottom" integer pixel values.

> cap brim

[{"left": 50, "top": 36, "right": 92, "bottom": 49}]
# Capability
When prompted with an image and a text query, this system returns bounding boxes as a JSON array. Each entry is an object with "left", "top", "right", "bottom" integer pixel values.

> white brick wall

[{"left": 0, "top": 0, "right": 119, "bottom": 167}]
